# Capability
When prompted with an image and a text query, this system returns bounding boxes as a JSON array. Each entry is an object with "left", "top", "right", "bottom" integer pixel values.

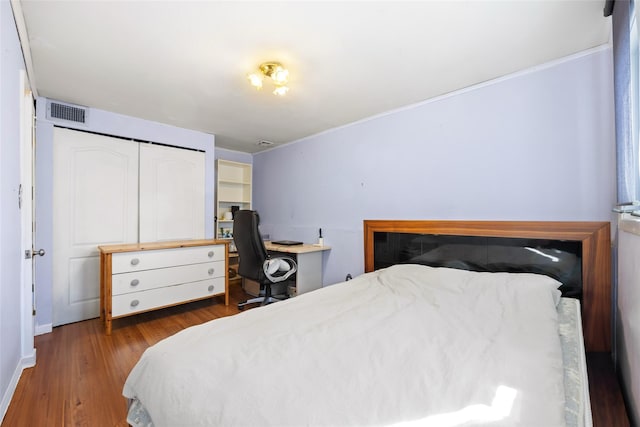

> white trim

[
  {"left": 619, "top": 213, "right": 640, "bottom": 236},
  {"left": 21, "top": 351, "right": 36, "bottom": 370},
  {"left": 0, "top": 352, "right": 36, "bottom": 422},
  {"left": 9, "top": 0, "right": 38, "bottom": 97},
  {"left": 19, "top": 69, "right": 36, "bottom": 364}
]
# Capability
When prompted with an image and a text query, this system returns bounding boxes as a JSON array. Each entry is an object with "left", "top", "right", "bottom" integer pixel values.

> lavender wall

[
  {"left": 0, "top": 0, "right": 27, "bottom": 418},
  {"left": 215, "top": 147, "right": 253, "bottom": 164},
  {"left": 252, "top": 47, "right": 616, "bottom": 286},
  {"left": 33, "top": 99, "right": 215, "bottom": 333}
]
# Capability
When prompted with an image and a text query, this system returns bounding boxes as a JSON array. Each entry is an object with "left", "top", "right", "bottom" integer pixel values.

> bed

[{"left": 123, "top": 220, "right": 611, "bottom": 427}]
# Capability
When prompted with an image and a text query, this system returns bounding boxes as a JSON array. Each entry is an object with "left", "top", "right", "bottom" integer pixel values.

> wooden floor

[
  {"left": 586, "top": 352, "right": 631, "bottom": 427},
  {"left": 2, "top": 282, "right": 249, "bottom": 427},
  {"left": 3, "top": 281, "right": 630, "bottom": 427}
]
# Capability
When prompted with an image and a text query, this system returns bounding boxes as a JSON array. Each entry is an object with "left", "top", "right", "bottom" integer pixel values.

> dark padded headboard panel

[
  {"left": 363, "top": 220, "right": 611, "bottom": 352},
  {"left": 372, "top": 233, "right": 582, "bottom": 298}
]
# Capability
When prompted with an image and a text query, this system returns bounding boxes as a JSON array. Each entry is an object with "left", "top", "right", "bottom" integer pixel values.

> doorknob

[{"left": 25, "top": 248, "right": 45, "bottom": 259}]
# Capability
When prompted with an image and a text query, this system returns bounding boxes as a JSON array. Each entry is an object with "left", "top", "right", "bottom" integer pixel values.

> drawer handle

[
  {"left": 208, "top": 251, "right": 215, "bottom": 258},
  {"left": 130, "top": 258, "right": 140, "bottom": 266},
  {"left": 208, "top": 268, "right": 215, "bottom": 275},
  {"left": 130, "top": 299, "right": 140, "bottom": 307},
  {"left": 208, "top": 285, "right": 214, "bottom": 292},
  {"left": 130, "top": 279, "right": 139, "bottom": 287}
]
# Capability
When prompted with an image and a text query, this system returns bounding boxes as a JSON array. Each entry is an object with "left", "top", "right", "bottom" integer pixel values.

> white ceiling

[{"left": 18, "top": 1, "right": 611, "bottom": 153}]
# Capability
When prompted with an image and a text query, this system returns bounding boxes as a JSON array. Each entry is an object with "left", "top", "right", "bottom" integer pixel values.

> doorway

[{"left": 19, "top": 69, "right": 36, "bottom": 364}]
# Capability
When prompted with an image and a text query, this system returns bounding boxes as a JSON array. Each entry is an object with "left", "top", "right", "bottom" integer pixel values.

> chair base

[{"left": 237, "top": 295, "right": 286, "bottom": 310}]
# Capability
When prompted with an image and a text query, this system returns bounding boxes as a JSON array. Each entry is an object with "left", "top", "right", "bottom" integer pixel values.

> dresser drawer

[
  {"left": 111, "top": 260, "right": 225, "bottom": 296},
  {"left": 111, "top": 277, "right": 225, "bottom": 317},
  {"left": 111, "top": 245, "right": 224, "bottom": 274}
]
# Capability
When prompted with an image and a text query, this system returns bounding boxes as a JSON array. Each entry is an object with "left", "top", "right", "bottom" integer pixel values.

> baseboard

[
  {"left": 0, "top": 350, "right": 36, "bottom": 423},
  {"left": 22, "top": 349, "right": 36, "bottom": 369},
  {"left": 35, "top": 322, "right": 52, "bottom": 336}
]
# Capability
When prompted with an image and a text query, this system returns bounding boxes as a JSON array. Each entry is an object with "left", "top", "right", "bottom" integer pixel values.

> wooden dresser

[{"left": 99, "top": 239, "right": 229, "bottom": 334}]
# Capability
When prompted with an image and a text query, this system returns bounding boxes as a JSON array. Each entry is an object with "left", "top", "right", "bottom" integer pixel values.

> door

[
  {"left": 52, "top": 128, "right": 139, "bottom": 326},
  {"left": 139, "top": 143, "right": 205, "bottom": 242},
  {"left": 19, "top": 70, "right": 36, "bottom": 362}
]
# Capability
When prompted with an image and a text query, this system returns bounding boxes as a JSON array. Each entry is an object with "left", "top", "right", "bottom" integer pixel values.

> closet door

[
  {"left": 53, "top": 128, "right": 139, "bottom": 326},
  {"left": 139, "top": 144, "right": 205, "bottom": 242}
]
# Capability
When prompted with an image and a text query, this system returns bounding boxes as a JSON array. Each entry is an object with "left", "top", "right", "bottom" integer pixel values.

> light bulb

[
  {"left": 273, "top": 86, "right": 289, "bottom": 96},
  {"left": 247, "top": 73, "right": 263, "bottom": 89},
  {"left": 271, "top": 67, "right": 289, "bottom": 85}
]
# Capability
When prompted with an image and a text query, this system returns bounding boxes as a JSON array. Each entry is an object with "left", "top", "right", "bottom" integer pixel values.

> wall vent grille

[{"left": 47, "top": 101, "right": 87, "bottom": 124}]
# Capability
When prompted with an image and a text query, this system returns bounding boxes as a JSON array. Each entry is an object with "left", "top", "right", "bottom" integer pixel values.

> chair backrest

[{"left": 233, "top": 210, "right": 269, "bottom": 283}]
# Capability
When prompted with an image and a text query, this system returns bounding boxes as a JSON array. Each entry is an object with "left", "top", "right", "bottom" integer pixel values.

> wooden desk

[
  {"left": 264, "top": 242, "right": 331, "bottom": 295},
  {"left": 228, "top": 252, "right": 241, "bottom": 286}
]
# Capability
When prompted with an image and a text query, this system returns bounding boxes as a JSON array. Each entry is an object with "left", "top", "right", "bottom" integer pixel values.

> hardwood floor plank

[
  {"left": 3, "top": 284, "right": 630, "bottom": 426},
  {"left": 587, "top": 352, "right": 631, "bottom": 427},
  {"left": 2, "top": 284, "right": 248, "bottom": 426}
]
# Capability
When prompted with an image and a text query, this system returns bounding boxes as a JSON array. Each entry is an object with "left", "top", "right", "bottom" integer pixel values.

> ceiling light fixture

[{"left": 247, "top": 62, "right": 290, "bottom": 96}]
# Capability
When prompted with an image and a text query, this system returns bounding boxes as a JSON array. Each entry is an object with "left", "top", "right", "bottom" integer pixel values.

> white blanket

[{"left": 123, "top": 264, "right": 567, "bottom": 426}]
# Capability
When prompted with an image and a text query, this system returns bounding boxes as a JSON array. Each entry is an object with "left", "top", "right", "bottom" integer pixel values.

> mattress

[
  {"left": 124, "top": 265, "right": 592, "bottom": 427},
  {"left": 557, "top": 298, "right": 592, "bottom": 427}
]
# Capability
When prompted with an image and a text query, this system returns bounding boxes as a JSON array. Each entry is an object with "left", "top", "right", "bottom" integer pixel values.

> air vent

[{"left": 46, "top": 101, "right": 88, "bottom": 124}]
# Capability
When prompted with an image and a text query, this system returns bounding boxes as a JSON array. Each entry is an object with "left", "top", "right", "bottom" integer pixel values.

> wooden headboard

[{"left": 363, "top": 220, "right": 611, "bottom": 352}]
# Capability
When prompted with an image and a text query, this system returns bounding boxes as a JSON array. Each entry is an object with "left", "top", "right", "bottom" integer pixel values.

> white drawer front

[
  {"left": 112, "top": 245, "right": 224, "bottom": 274},
  {"left": 111, "top": 277, "right": 225, "bottom": 317},
  {"left": 112, "top": 261, "right": 225, "bottom": 295}
]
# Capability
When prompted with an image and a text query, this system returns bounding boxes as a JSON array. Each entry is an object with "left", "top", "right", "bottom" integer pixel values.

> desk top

[
  {"left": 98, "top": 239, "right": 229, "bottom": 254},
  {"left": 264, "top": 241, "right": 331, "bottom": 254}
]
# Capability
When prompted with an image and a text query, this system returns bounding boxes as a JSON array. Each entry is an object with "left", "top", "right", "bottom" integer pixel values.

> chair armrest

[{"left": 263, "top": 257, "right": 297, "bottom": 283}]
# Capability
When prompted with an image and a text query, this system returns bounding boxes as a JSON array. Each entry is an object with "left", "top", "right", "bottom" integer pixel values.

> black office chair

[{"left": 233, "top": 210, "right": 297, "bottom": 309}]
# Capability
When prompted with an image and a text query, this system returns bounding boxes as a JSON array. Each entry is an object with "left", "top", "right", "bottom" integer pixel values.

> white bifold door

[
  {"left": 52, "top": 127, "right": 205, "bottom": 326},
  {"left": 139, "top": 144, "right": 205, "bottom": 242},
  {"left": 53, "top": 129, "right": 138, "bottom": 326}
]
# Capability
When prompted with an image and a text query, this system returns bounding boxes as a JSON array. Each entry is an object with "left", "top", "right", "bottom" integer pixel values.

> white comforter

[{"left": 123, "top": 264, "right": 567, "bottom": 426}]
